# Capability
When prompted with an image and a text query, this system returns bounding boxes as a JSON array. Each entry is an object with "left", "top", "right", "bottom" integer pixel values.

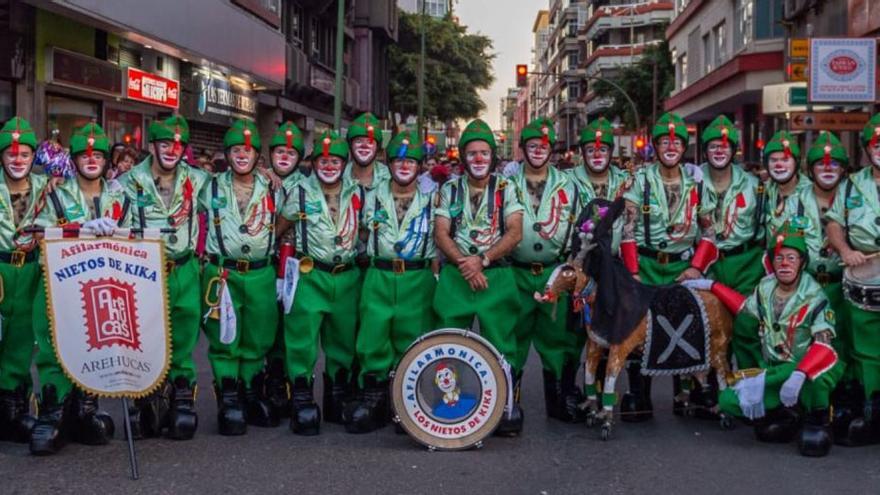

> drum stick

[{"left": 838, "top": 251, "right": 880, "bottom": 266}]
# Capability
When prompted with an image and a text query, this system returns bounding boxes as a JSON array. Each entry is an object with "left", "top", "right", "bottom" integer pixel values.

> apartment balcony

[
  {"left": 581, "top": 40, "right": 662, "bottom": 77},
  {"left": 286, "top": 44, "right": 309, "bottom": 89},
  {"left": 547, "top": 68, "right": 585, "bottom": 97},
  {"left": 581, "top": 1, "right": 674, "bottom": 41},
  {"left": 581, "top": 91, "right": 614, "bottom": 115}
]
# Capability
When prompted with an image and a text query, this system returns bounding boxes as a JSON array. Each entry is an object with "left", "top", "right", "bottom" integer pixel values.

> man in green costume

[
  {"left": 621, "top": 112, "right": 718, "bottom": 419},
  {"left": 826, "top": 112, "right": 880, "bottom": 445},
  {"left": 346, "top": 130, "right": 437, "bottom": 433},
  {"left": 277, "top": 130, "right": 361, "bottom": 435},
  {"left": 345, "top": 112, "right": 390, "bottom": 191},
  {"left": 508, "top": 117, "right": 584, "bottom": 423},
  {"left": 29, "top": 123, "right": 126, "bottom": 454},
  {"left": 120, "top": 115, "right": 209, "bottom": 440},
  {"left": 433, "top": 119, "right": 525, "bottom": 435}
]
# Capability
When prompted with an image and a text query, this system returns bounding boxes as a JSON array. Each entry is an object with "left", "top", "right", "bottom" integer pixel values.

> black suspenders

[
  {"left": 449, "top": 177, "right": 463, "bottom": 238},
  {"left": 211, "top": 177, "right": 229, "bottom": 257},
  {"left": 421, "top": 201, "right": 432, "bottom": 259},
  {"left": 843, "top": 180, "right": 854, "bottom": 249},
  {"left": 298, "top": 185, "right": 309, "bottom": 256},
  {"left": 118, "top": 197, "right": 131, "bottom": 227},
  {"left": 48, "top": 190, "right": 68, "bottom": 225},
  {"left": 642, "top": 179, "right": 652, "bottom": 247},
  {"left": 264, "top": 183, "right": 276, "bottom": 258},
  {"left": 136, "top": 183, "right": 146, "bottom": 230},
  {"left": 372, "top": 194, "right": 380, "bottom": 256}
]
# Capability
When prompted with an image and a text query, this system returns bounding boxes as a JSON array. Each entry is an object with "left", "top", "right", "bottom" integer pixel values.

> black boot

[
  {"left": 345, "top": 374, "right": 390, "bottom": 434},
  {"left": 244, "top": 375, "right": 274, "bottom": 428},
  {"left": 0, "top": 386, "right": 36, "bottom": 443},
  {"left": 843, "top": 391, "right": 880, "bottom": 446},
  {"left": 544, "top": 364, "right": 586, "bottom": 423},
  {"left": 130, "top": 380, "right": 172, "bottom": 439},
  {"left": 216, "top": 378, "right": 246, "bottom": 436},
  {"left": 798, "top": 408, "right": 833, "bottom": 457},
  {"left": 689, "top": 379, "right": 719, "bottom": 420},
  {"left": 263, "top": 358, "right": 290, "bottom": 426},
  {"left": 754, "top": 407, "right": 801, "bottom": 443},
  {"left": 166, "top": 377, "right": 198, "bottom": 440},
  {"left": 832, "top": 380, "right": 865, "bottom": 446},
  {"left": 29, "top": 386, "right": 68, "bottom": 456},
  {"left": 495, "top": 372, "right": 524, "bottom": 437},
  {"left": 68, "top": 389, "right": 115, "bottom": 445},
  {"left": 289, "top": 377, "right": 320, "bottom": 435},
  {"left": 620, "top": 360, "right": 653, "bottom": 422},
  {"left": 323, "top": 369, "right": 353, "bottom": 424}
]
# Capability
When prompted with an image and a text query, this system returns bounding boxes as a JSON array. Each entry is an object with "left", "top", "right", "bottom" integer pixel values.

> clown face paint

[
  {"left": 1, "top": 146, "right": 34, "bottom": 180},
  {"left": 75, "top": 151, "right": 106, "bottom": 180},
  {"left": 464, "top": 141, "right": 492, "bottom": 180},
  {"left": 811, "top": 159, "right": 843, "bottom": 190},
  {"left": 351, "top": 136, "right": 377, "bottom": 166},
  {"left": 391, "top": 157, "right": 419, "bottom": 186},
  {"left": 154, "top": 140, "right": 183, "bottom": 171},
  {"left": 656, "top": 136, "right": 684, "bottom": 167},
  {"left": 227, "top": 145, "right": 257, "bottom": 175},
  {"left": 582, "top": 143, "right": 611, "bottom": 172},
  {"left": 271, "top": 146, "right": 300, "bottom": 177},
  {"left": 314, "top": 155, "right": 344, "bottom": 185},
  {"left": 767, "top": 152, "right": 797, "bottom": 184},
  {"left": 706, "top": 140, "right": 733, "bottom": 169},
  {"left": 524, "top": 139, "right": 551, "bottom": 168},
  {"left": 773, "top": 247, "right": 803, "bottom": 286},
  {"left": 435, "top": 366, "right": 457, "bottom": 394},
  {"left": 868, "top": 142, "right": 880, "bottom": 169}
]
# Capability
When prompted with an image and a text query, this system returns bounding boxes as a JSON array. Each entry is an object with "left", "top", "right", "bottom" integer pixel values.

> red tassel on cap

[
  {"left": 244, "top": 128, "right": 252, "bottom": 151},
  {"left": 86, "top": 128, "right": 95, "bottom": 158},
  {"left": 668, "top": 122, "right": 676, "bottom": 142},
  {"left": 774, "top": 233, "right": 785, "bottom": 261},
  {"left": 367, "top": 125, "right": 375, "bottom": 143},
  {"left": 173, "top": 125, "right": 182, "bottom": 155},
  {"left": 782, "top": 139, "right": 791, "bottom": 160},
  {"left": 322, "top": 137, "right": 331, "bottom": 158},
  {"left": 595, "top": 130, "right": 602, "bottom": 149},
  {"left": 10, "top": 130, "right": 19, "bottom": 156},
  {"left": 823, "top": 144, "right": 831, "bottom": 167},
  {"left": 721, "top": 127, "right": 729, "bottom": 148},
  {"left": 285, "top": 129, "right": 293, "bottom": 150},
  {"left": 541, "top": 125, "right": 549, "bottom": 146}
]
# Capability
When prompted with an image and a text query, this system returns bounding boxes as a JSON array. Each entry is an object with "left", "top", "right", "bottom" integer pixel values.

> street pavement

[{"left": 2, "top": 336, "right": 879, "bottom": 494}]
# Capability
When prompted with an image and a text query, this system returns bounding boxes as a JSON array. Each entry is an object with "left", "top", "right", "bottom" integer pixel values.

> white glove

[
  {"left": 733, "top": 371, "right": 766, "bottom": 420},
  {"left": 685, "top": 162, "right": 703, "bottom": 183},
  {"left": 501, "top": 161, "right": 521, "bottom": 177},
  {"left": 780, "top": 370, "right": 806, "bottom": 408},
  {"left": 418, "top": 172, "right": 438, "bottom": 194},
  {"left": 276, "top": 278, "right": 284, "bottom": 301},
  {"left": 82, "top": 217, "right": 116, "bottom": 236},
  {"left": 680, "top": 279, "right": 714, "bottom": 291}
]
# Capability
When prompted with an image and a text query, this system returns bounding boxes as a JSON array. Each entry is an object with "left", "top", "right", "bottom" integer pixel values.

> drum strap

[
  {"left": 421, "top": 201, "right": 432, "bottom": 259},
  {"left": 118, "top": 197, "right": 131, "bottom": 227},
  {"left": 450, "top": 177, "right": 463, "bottom": 239},
  {"left": 48, "top": 190, "right": 68, "bottom": 225},
  {"left": 487, "top": 175, "right": 498, "bottom": 235},
  {"left": 372, "top": 194, "right": 380, "bottom": 256},
  {"left": 844, "top": 180, "right": 854, "bottom": 249},
  {"left": 264, "top": 183, "right": 276, "bottom": 258},
  {"left": 298, "top": 184, "right": 309, "bottom": 256},
  {"left": 211, "top": 177, "right": 229, "bottom": 257},
  {"left": 642, "top": 178, "right": 652, "bottom": 248},
  {"left": 136, "top": 183, "right": 146, "bottom": 231},
  {"left": 797, "top": 198, "right": 804, "bottom": 218}
]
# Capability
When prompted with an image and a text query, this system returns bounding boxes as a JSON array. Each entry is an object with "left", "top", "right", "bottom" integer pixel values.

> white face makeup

[
  {"left": 391, "top": 157, "right": 419, "bottom": 185},
  {"left": 75, "top": 151, "right": 106, "bottom": 180},
  {"left": 868, "top": 142, "right": 880, "bottom": 169},
  {"left": 351, "top": 136, "right": 377, "bottom": 166},
  {"left": 706, "top": 140, "right": 733, "bottom": 169},
  {"left": 154, "top": 140, "right": 183, "bottom": 170},
  {"left": 524, "top": 139, "right": 551, "bottom": 168},
  {"left": 2, "top": 147, "right": 34, "bottom": 180},
  {"left": 656, "top": 136, "right": 684, "bottom": 167},
  {"left": 271, "top": 147, "right": 300, "bottom": 176},
  {"left": 811, "top": 159, "right": 843, "bottom": 190},
  {"left": 227, "top": 145, "right": 257, "bottom": 175},
  {"left": 767, "top": 152, "right": 797, "bottom": 183},
  {"left": 773, "top": 248, "right": 802, "bottom": 285},
  {"left": 314, "top": 156, "right": 344, "bottom": 185},
  {"left": 464, "top": 141, "right": 492, "bottom": 180},
  {"left": 582, "top": 143, "right": 611, "bottom": 172}
]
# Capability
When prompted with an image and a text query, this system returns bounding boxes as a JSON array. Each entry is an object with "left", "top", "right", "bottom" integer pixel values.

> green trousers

[
  {"left": 167, "top": 256, "right": 202, "bottom": 385},
  {"left": 356, "top": 265, "right": 436, "bottom": 386},
  {"left": 202, "top": 262, "right": 278, "bottom": 386},
  {"left": 710, "top": 246, "right": 766, "bottom": 370},
  {"left": 638, "top": 256, "right": 689, "bottom": 286},
  {"left": 847, "top": 301, "right": 880, "bottom": 397},
  {"left": 284, "top": 267, "right": 360, "bottom": 382},
  {"left": 511, "top": 265, "right": 582, "bottom": 378},
  {"left": 0, "top": 260, "right": 40, "bottom": 392},
  {"left": 33, "top": 277, "right": 73, "bottom": 399},
  {"left": 432, "top": 265, "right": 519, "bottom": 373},
  {"left": 719, "top": 360, "right": 844, "bottom": 416}
]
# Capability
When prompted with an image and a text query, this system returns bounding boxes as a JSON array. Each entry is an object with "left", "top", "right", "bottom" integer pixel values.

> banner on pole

[{"left": 41, "top": 236, "right": 170, "bottom": 398}]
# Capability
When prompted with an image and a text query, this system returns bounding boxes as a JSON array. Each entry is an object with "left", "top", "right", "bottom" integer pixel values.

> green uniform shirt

[
  {"left": 622, "top": 164, "right": 717, "bottom": 252},
  {"left": 0, "top": 173, "right": 47, "bottom": 251},
  {"left": 701, "top": 164, "right": 763, "bottom": 250},
  {"left": 343, "top": 161, "right": 390, "bottom": 191},
  {"left": 35, "top": 178, "right": 130, "bottom": 228},
  {"left": 120, "top": 159, "right": 209, "bottom": 258},
  {"left": 435, "top": 174, "right": 524, "bottom": 257},
  {"left": 744, "top": 273, "right": 835, "bottom": 365},
  {"left": 793, "top": 185, "right": 842, "bottom": 277},
  {"left": 567, "top": 165, "right": 631, "bottom": 254},
  {"left": 361, "top": 182, "right": 435, "bottom": 261},
  {"left": 510, "top": 166, "right": 578, "bottom": 263},
  {"left": 281, "top": 174, "right": 362, "bottom": 265},
  {"left": 763, "top": 174, "right": 811, "bottom": 244},
  {"left": 826, "top": 167, "right": 880, "bottom": 253},
  {"left": 199, "top": 171, "right": 276, "bottom": 261}
]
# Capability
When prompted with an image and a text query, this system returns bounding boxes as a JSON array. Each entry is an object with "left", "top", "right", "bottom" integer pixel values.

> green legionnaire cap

[
  {"left": 69, "top": 122, "right": 110, "bottom": 156},
  {"left": 223, "top": 119, "right": 261, "bottom": 150},
  {"left": 860, "top": 112, "right": 880, "bottom": 147},
  {"left": 807, "top": 131, "right": 848, "bottom": 167},
  {"left": 652, "top": 112, "right": 688, "bottom": 143},
  {"left": 520, "top": 117, "right": 556, "bottom": 146},
  {"left": 0, "top": 117, "right": 38, "bottom": 153},
  {"left": 701, "top": 115, "right": 739, "bottom": 147},
  {"left": 579, "top": 117, "right": 614, "bottom": 147},
  {"left": 270, "top": 121, "right": 305, "bottom": 154},
  {"left": 459, "top": 119, "right": 496, "bottom": 152},
  {"left": 347, "top": 112, "right": 382, "bottom": 148},
  {"left": 769, "top": 220, "right": 808, "bottom": 260},
  {"left": 311, "top": 130, "right": 349, "bottom": 160},
  {"left": 763, "top": 130, "right": 800, "bottom": 160},
  {"left": 387, "top": 130, "right": 423, "bottom": 162},
  {"left": 149, "top": 115, "right": 189, "bottom": 144}
]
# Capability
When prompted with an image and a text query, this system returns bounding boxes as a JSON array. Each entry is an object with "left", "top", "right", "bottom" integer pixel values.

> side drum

[{"left": 843, "top": 256, "right": 880, "bottom": 312}]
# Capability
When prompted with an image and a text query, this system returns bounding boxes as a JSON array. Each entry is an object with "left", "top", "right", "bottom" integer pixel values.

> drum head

[{"left": 392, "top": 329, "right": 509, "bottom": 451}]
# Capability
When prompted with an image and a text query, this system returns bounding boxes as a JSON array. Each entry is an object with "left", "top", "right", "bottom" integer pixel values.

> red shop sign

[{"left": 126, "top": 67, "right": 179, "bottom": 109}]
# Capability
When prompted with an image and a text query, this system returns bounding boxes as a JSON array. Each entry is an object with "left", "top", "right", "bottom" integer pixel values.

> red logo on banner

[
  {"left": 80, "top": 278, "right": 141, "bottom": 351},
  {"left": 126, "top": 67, "right": 179, "bottom": 109},
  {"left": 829, "top": 56, "right": 858, "bottom": 75}
]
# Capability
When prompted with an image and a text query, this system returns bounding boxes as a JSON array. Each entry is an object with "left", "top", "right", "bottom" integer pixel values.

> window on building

[
  {"left": 287, "top": 2, "right": 304, "bottom": 47},
  {"left": 755, "top": 0, "right": 784, "bottom": 39},
  {"left": 703, "top": 32, "right": 712, "bottom": 74},
  {"left": 568, "top": 52, "right": 579, "bottom": 70},
  {"left": 734, "top": 0, "right": 753, "bottom": 51},
  {"left": 680, "top": 54, "right": 688, "bottom": 90},
  {"left": 714, "top": 21, "right": 726, "bottom": 66},
  {"left": 568, "top": 84, "right": 580, "bottom": 101}
]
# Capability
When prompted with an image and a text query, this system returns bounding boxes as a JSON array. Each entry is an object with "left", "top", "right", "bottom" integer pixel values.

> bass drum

[
  {"left": 391, "top": 328, "right": 510, "bottom": 451},
  {"left": 843, "top": 256, "right": 880, "bottom": 312}
]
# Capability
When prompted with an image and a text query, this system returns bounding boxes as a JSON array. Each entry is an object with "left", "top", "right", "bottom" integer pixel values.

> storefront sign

[
  {"left": 47, "top": 47, "right": 122, "bottom": 97},
  {"left": 809, "top": 38, "right": 877, "bottom": 102},
  {"left": 180, "top": 64, "right": 257, "bottom": 125},
  {"left": 126, "top": 68, "right": 179, "bottom": 109},
  {"left": 790, "top": 112, "right": 870, "bottom": 131}
]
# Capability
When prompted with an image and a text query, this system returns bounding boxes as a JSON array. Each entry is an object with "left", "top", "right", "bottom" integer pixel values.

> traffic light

[
  {"left": 516, "top": 65, "right": 528, "bottom": 87},
  {"left": 635, "top": 136, "right": 645, "bottom": 150}
]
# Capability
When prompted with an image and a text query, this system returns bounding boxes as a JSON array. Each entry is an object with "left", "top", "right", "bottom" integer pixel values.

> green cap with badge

[
  {"left": 270, "top": 121, "right": 305, "bottom": 155},
  {"left": 70, "top": 122, "right": 110, "bottom": 156},
  {"left": 149, "top": 115, "right": 189, "bottom": 144},
  {"left": 347, "top": 112, "right": 382, "bottom": 149},
  {"left": 652, "top": 112, "right": 688, "bottom": 143},
  {"left": 579, "top": 117, "right": 614, "bottom": 147},
  {"left": 459, "top": 119, "right": 496, "bottom": 153},
  {"left": 806, "top": 131, "right": 848, "bottom": 167},
  {"left": 387, "top": 130, "right": 423, "bottom": 162},
  {"left": 311, "top": 130, "right": 349, "bottom": 160},
  {"left": 223, "top": 119, "right": 261, "bottom": 150},
  {"left": 701, "top": 115, "right": 739, "bottom": 147},
  {"left": 0, "top": 117, "right": 38, "bottom": 153},
  {"left": 763, "top": 130, "right": 800, "bottom": 160},
  {"left": 520, "top": 117, "right": 556, "bottom": 146}
]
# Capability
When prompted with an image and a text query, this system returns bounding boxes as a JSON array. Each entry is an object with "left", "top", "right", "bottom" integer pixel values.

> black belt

[
  {"left": 298, "top": 256, "right": 355, "bottom": 274},
  {"left": 0, "top": 250, "right": 36, "bottom": 267},
  {"left": 637, "top": 246, "right": 690, "bottom": 264},
  {"left": 371, "top": 258, "right": 430, "bottom": 273},
  {"left": 719, "top": 241, "right": 762, "bottom": 259},
  {"left": 208, "top": 255, "right": 270, "bottom": 273},
  {"left": 510, "top": 259, "right": 558, "bottom": 276}
]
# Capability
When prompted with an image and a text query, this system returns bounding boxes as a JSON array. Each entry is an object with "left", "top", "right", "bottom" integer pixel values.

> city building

[
  {"left": 499, "top": 87, "right": 520, "bottom": 159},
  {"left": 398, "top": 0, "right": 451, "bottom": 18},
  {"left": 543, "top": 0, "right": 589, "bottom": 152},
  {"left": 530, "top": 9, "right": 551, "bottom": 122}
]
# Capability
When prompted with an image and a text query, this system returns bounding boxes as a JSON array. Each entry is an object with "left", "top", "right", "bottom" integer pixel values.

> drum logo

[{"left": 80, "top": 278, "right": 141, "bottom": 351}]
